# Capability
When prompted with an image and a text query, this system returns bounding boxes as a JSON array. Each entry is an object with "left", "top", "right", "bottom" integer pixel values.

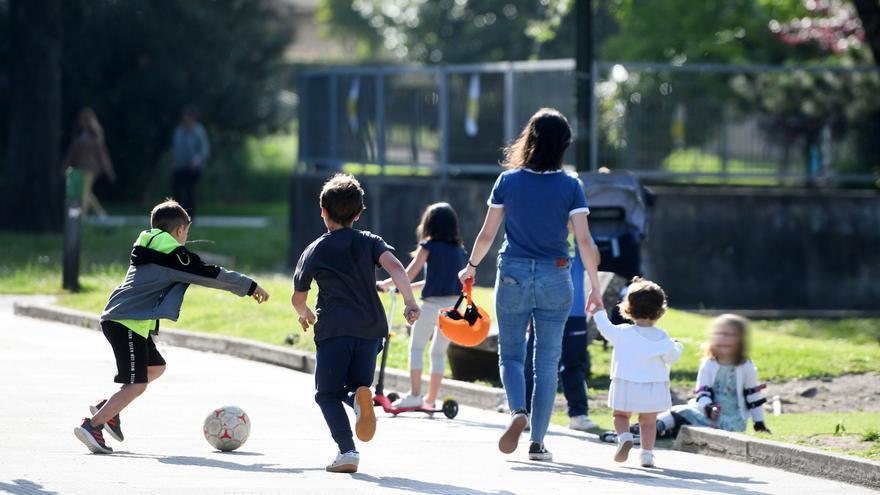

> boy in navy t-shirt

[{"left": 291, "top": 173, "right": 420, "bottom": 473}]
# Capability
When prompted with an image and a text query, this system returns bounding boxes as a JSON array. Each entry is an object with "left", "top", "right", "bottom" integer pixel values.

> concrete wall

[{"left": 289, "top": 174, "right": 880, "bottom": 310}]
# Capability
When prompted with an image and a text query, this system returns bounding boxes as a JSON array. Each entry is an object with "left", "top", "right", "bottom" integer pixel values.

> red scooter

[{"left": 372, "top": 288, "right": 459, "bottom": 419}]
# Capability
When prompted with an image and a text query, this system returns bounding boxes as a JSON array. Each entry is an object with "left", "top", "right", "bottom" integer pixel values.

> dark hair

[
  {"left": 151, "top": 199, "right": 191, "bottom": 233},
  {"left": 320, "top": 173, "right": 365, "bottom": 226},
  {"left": 416, "top": 202, "right": 462, "bottom": 245},
  {"left": 704, "top": 314, "right": 750, "bottom": 365},
  {"left": 619, "top": 277, "right": 667, "bottom": 321},
  {"left": 502, "top": 108, "right": 572, "bottom": 172},
  {"left": 182, "top": 105, "right": 199, "bottom": 119}
]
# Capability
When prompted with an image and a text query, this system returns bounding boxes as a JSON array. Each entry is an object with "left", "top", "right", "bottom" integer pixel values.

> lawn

[
  {"left": 749, "top": 412, "right": 880, "bottom": 459},
  {"left": 49, "top": 271, "right": 880, "bottom": 389},
  {"left": 0, "top": 202, "right": 289, "bottom": 294}
]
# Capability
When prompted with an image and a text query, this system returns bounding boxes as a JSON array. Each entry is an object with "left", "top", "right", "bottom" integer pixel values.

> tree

[
  {"left": 58, "top": 0, "right": 296, "bottom": 201},
  {"left": 318, "top": 0, "right": 571, "bottom": 63},
  {"left": 0, "top": 0, "right": 63, "bottom": 231}
]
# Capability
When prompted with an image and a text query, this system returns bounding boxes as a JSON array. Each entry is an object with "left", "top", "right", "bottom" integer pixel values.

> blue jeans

[
  {"left": 495, "top": 256, "right": 573, "bottom": 444},
  {"left": 525, "top": 316, "right": 591, "bottom": 417},
  {"left": 314, "top": 336, "right": 382, "bottom": 453}
]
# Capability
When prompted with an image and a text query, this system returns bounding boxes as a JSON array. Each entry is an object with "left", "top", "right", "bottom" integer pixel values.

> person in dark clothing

[
  {"left": 170, "top": 106, "right": 210, "bottom": 219},
  {"left": 291, "top": 173, "right": 420, "bottom": 474}
]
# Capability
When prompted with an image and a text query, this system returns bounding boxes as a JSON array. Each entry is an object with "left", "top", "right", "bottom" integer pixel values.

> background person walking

[
  {"left": 171, "top": 105, "right": 210, "bottom": 219},
  {"left": 62, "top": 108, "right": 116, "bottom": 217}
]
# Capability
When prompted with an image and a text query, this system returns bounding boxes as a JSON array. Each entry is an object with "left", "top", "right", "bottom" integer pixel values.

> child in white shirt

[{"left": 592, "top": 277, "right": 682, "bottom": 468}]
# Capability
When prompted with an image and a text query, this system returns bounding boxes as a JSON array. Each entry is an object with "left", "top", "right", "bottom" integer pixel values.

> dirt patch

[
  {"left": 804, "top": 434, "right": 878, "bottom": 454},
  {"left": 669, "top": 372, "right": 880, "bottom": 414}
]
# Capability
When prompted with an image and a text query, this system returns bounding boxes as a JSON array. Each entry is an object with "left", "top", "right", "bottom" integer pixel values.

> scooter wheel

[
  {"left": 387, "top": 392, "right": 400, "bottom": 404},
  {"left": 442, "top": 399, "right": 459, "bottom": 419}
]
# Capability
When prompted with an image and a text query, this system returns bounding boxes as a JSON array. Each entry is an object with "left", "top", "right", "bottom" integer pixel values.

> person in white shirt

[{"left": 592, "top": 277, "right": 682, "bottom": 468}]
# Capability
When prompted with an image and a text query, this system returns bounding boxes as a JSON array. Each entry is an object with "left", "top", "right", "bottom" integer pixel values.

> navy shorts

[{"left": 101, "top": 320, "right": 166, "bottom": 384}]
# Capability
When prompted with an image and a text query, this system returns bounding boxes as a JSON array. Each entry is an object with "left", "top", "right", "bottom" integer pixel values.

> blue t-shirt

[
  {"left": 420, "top": 240, "right": 467, "bottom": 298},
  {"left": 570, "top": 244, "right": 586, "bottom": 317},
  {"left": 488, "top": 169, "right": 589, "bottom": 260}
]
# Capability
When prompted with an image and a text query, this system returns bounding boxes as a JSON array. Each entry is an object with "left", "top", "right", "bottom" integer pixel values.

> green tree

[
  {"left": 318, "top": 0, "right": 571, "bottom": 63},
  {"left": 0, "top": 0, "right": 63, "bottom": 231},
  {"left": 58, "top": 0, "right": 296, "bottom": 202}
]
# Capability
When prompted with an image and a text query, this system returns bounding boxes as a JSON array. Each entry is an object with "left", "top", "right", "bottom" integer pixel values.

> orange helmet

[{"left": 438, "top": 279, "right": 491, "bottom": 347}]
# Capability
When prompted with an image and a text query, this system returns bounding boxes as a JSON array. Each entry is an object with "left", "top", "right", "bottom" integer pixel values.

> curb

[
  {"left": 12, "top": 302, "right": 506, "bottom": 411},
  {"left": 674, "top": 425, "right": 880, "bottom": 490}
]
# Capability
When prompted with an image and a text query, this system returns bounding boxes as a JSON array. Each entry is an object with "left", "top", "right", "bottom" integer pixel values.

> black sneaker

[
  {"left": 74, "top": 418, "right": 113, "bottom": 454},
  {"left": 90, "top": 400, "right": 123, "bottom": 442},
  {"left": 528, "top": 442, "right": 553, "bottom": 461}
]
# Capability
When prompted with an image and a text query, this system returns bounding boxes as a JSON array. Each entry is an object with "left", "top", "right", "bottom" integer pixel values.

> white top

[
  {"left": 593, "top": 311, "right": 683, "bottom": 383},
  {"left": 694, "top": 358, "right": 766, "bottom": 423}
]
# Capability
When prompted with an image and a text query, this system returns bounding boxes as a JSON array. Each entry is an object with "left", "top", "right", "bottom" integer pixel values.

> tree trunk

[
  {"left": 0, "top": 0, "right": 62, "bottom": 232},
  {"left": 854, "top": 0, "right": 880, "bottom": 65}
]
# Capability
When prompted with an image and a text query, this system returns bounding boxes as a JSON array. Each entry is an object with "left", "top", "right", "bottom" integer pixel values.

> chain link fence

[{"left": 299, "top": 60, "right": 880, "bottom": 184}]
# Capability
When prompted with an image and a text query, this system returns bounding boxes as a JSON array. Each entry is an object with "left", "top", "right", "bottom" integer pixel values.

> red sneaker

[
  {"left": 90, "top": 400, "right": 123, "bottom": 442},
  {"left": 74, "top": 418, "right": 113, "bottom": 454}
]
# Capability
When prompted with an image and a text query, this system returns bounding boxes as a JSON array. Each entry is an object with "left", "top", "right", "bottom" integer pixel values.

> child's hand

[
  {"left": 298, "top": 308, "right": 317, "bottom": 332},
  {"left": 586, "top": 289, "right": 604, "bottom": 314},
  {"left": 705, "top": 404, "right": 721, "bottom": 421},
  {"left": 403, "top": 300, "right": 421, "bottom": 325},
  {"left": 252, "top": 285, "right": 270, "bottom": 304}
]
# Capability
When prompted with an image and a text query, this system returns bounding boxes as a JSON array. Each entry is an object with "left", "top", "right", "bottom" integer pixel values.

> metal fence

[{"left": 299, "top": 60, "right": 880, "bottom": 184}]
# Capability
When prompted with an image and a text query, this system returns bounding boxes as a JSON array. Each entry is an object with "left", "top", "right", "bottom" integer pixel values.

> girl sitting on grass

[
  {"left": 655, "top": 314, "right": 771, "bottom": 437},
  {"left": 378, "top": 202, "right": 467, "bottom": 409}
]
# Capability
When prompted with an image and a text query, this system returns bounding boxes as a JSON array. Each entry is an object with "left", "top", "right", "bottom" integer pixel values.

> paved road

[{"left": 0, "top": 298, "right": 873, "bottom": 495}]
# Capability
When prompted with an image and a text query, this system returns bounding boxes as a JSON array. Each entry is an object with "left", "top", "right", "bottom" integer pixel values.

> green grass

[
  {"left": 54, "top": 275, "right": 497, "bottom": 373},
  {"left": 662, "top": 148, "right": 788, "bottom": 186},
  {"left": 0, "top": 203, "right": 289, "bottom": 294},
  {"left": 748, "top": 412, "right": 880, "bottom": 459}
]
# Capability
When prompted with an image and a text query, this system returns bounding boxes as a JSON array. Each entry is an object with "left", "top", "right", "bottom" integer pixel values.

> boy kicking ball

[
  {"left": 291, "top": 174, "right": 419, "bottom": 473},
  {"left": 74, "top": 200, "right": 270, "bottom": 454}
]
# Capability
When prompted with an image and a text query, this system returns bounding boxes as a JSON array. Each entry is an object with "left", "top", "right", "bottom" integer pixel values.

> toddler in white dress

[{"left": 592, "top": 277, "right": 682, "bottom": 467}]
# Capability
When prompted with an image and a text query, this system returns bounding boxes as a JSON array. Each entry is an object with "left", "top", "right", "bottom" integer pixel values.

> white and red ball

[{"left": 203, "top": 406, "right": 250, "bottom": 451}]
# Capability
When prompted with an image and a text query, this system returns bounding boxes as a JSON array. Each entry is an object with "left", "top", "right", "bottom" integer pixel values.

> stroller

[
  {"left": 581, "top": 171, "right": 651, "bottom": 281},
  {"left": 581, "top": 172, "right": 652, "bottom": 347}
]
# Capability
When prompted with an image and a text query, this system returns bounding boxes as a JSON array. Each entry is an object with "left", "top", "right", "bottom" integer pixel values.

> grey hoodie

[{"left": 101, "top": 229, "right": 255, "bottom": 325}]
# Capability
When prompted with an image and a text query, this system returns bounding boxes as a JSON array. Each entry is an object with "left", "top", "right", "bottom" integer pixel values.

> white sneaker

[
  {"left": 614, "top": 432, "right": 634, "bottom": 463},
  {"left": 640, "top": 450, "right": 655, "bottom": 468},
  {"left": 326, "top": 450, "right": 359, "bottom": 473},
  {"left": 393, "top": 393, "right": 424, "bottom": 409},
  {"left": 568, "top": 415, "right": 599, "bottom": 432}
]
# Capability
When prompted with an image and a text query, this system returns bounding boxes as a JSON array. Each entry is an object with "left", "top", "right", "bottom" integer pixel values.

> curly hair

[{"left": 619, "top": 277, "right": 667, "bottom": 322}]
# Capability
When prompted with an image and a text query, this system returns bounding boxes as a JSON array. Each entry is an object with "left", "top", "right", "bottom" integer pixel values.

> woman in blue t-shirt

[
  {"left": 459, "top": 108, "right": 603, "bottom": 461},
  {"left": 378, "top": 202, "right": 467, "bottom": 409}
]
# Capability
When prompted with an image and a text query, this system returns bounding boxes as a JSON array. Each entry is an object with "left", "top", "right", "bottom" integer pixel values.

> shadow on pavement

[
  {"left": 0, "top": 479, "right": 59, "bottom": 495},
  {"left": 508, "top": 461, "right": 770, "bottom": 495},
  {"left": 351, "top": 474, "right": 516, "bottom": 495},
  {"left": 108, "top": 452, "right": 319, "bottom": 474}
]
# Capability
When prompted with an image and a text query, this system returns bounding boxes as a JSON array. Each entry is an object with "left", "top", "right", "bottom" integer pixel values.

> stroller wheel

[
  {"left": 387, "top": 392, "right": 400, "bottom": 404},
  {"left": 442, "top": 399, "right": 459, "bottom": 419}
]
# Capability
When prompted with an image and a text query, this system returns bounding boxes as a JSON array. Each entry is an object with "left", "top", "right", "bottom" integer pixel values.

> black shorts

[{"left": 101, "top": 320, "right": 166, "bottom": 384}]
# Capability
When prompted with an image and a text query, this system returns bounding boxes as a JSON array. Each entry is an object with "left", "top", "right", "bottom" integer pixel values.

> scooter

[{"left": 372, "top": 288, "right": 459, "bottom": 419}]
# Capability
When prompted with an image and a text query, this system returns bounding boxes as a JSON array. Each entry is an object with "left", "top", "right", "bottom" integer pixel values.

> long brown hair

[
  {"left": 703, "top": 314, "right": 750, "bottom": 365},
  {"left": 502, "top": 108, "right": 572, "bottom": 172}
]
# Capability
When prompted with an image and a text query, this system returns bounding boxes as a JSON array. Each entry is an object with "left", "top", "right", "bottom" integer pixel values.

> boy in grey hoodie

[{"left": 74, "top": 200, "right": 269, "bottom": 454}]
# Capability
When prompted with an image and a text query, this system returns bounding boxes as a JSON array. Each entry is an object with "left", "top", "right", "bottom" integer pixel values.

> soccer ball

[{"left": 203, "top": 406, "right": 250, "bottom": 451}]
